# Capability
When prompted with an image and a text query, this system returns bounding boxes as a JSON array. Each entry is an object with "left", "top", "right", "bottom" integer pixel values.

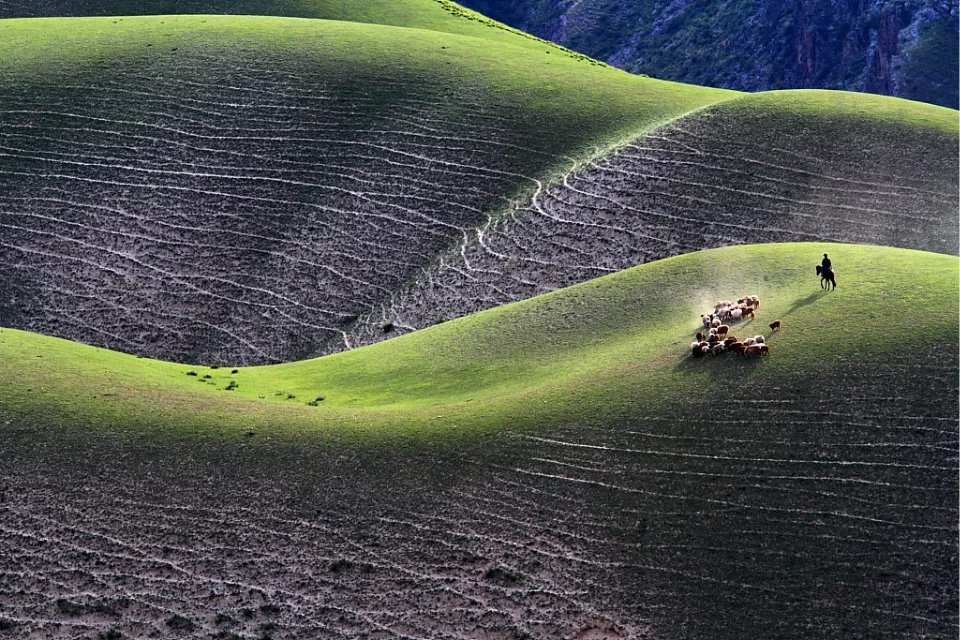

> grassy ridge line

[
  {"left": 722, "top": 88, "right": 960, "bottom": 134},
  {"left": 0, "top": 0, "right": 606, "bottom": 62},
  {"left": 1, "top": 243, "right": 956, "bottom": 442},
  {"left": 0, "top": 14, "right": 737, "bottom": 182}
]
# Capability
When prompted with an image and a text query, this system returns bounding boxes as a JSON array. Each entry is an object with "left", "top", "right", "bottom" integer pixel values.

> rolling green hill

[
  {"left": 2, "top": 242, "right": 955, "bottom": 442},
  {"left": 3, "top": 241, "right": 957, "bottom": 639},
  {"left": 0, "top": 0, "right": 584, "bottom": 52},
  {"left": 0, "top": 14, "right": 739, "bottom": 364},
  {"left": 1, "top": 15, "right": 956, "bottom": 366},
  {"left": 346, "top": 87, "right": 958, "bottom": 349},
  {"left": 0, "top": 5, "right": 956, "bottom": 637}
]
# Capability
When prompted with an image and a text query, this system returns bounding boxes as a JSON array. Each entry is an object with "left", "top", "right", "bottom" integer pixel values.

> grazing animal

[
  {"left": 708, "top": 333, "right": 720, "bottom": 344},
  {"left": 743, "top": 338, "right": 756, "bottom": 346},
  {"left": 696, "top": 331, "right": 704, "bottom": 342},
  {"left": 691, "top": 342, "right": 704, "bottom": 357},
  {"left": 744, "top": 345, "right": 762, "bottom": 357},
  {"left": 711, "top": 318, "right": 721, "bottom": 328},
  {"left": 711, "top": 344, "right": 725, "bottom": 356},
  {"left": 730, "top": 342, "right": 745, "bottom": 354},
  {"left": 723, "top": 336, "right": 737, "bottom": 347},
  {"left": 731, "top": 308, "right": 742, "bottom": 319},
  {"left": 701, "top": 345, "right": 711, "bottom": 355},
  {"left": 742, "top": 308, "right": 755, "bottom": 319},
  {"left": 702, "top": 315, "right": 712, "bottom": 327},
  {"left": 769, "top": 320, "right": 781, "bottom": 332},
  {"left": 754, "top": 335, "right": 765, "bottom": 344},
  {"left": 717, "top": 324, "right": 729, "bottom": 337},
  {"left": 759, "top": 344, "right": 770, "bottom": 355},
  {"left": 816, "top": 265, "right": 837, "bottom": 290}
]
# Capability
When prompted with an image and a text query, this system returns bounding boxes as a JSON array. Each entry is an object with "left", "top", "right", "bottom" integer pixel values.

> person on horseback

[{"left": 817, "top": 253, "right": 836, "bottom": 290}]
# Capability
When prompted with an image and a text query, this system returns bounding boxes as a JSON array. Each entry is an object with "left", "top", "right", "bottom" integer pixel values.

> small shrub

[
  {"left": 231, "top": 369, "right": 239, "bottom": 374},
  {"left": 55, "top": 598, "right": 86, "bottom": 615},
  {"left": 259, "top": 603, "right": 281, "bottom": 615},
  {"left": 0, "top": 618, "right": 17, "bottom": 631},
  {"left": 225, "top": 380, "right": 238, "bottom": 391},
  {"left": 202, "top": 374, "right": 212, "bottom": 379},
  {"left": 166, "top": 614, "right": 196, "bottom": 631},
  {"left": 285, "top": 393, "right": 296, "bottom": 400},
  {"left": 214, "top": 613, "right": 235, "bottom": 626},
  {"left": 306, "top": 395, "right": 325, "bottom": 407},
  {"left": 381, "top": 322, "right": 394, "bottom": 333},
  {"left": 329, "top": 558, "right": 352, "bottom": 573},
  {"left": 186, "top": 371, "right": 197, "bottom": 376},
  {"left": 483, "top": 566, "right": 519, "bottom": 585}
]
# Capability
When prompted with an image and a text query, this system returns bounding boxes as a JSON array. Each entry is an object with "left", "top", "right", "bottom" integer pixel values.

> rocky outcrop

[{"left": 459, "top": 0, "right": 959, "bottom": 108}]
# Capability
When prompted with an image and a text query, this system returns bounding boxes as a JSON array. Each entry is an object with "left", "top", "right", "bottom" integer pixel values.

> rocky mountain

[{"left": 460, "top": 0, "right": 959, "bottom": 108}]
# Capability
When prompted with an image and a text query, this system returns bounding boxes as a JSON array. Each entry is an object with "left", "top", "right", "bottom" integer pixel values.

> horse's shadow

[{"left": 786, "top": 290, "right": 824, "bottom": 315}]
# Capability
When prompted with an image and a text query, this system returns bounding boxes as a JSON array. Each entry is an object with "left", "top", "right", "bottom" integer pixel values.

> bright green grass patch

[
  {"left": 726, "top": 89, "right": 959, "bottom": 134},
  {"left": 1, "top": 243, "right": 956, "bottom": 443},
  {"left": 0, "top": 0, "right": 587, "bottom": 56},
  {"left": 0, "top": 14, "right": 736, "bottom": 168}
]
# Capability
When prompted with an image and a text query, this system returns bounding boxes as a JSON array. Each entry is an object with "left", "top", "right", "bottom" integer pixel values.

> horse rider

[{"left": 821, "top": 253, "right": 832, "bottom": 272}]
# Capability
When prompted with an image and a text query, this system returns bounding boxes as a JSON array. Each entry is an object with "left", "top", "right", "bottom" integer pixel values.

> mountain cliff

[{"left": 460, "top": 0, "right": 959, "bottom": 108}]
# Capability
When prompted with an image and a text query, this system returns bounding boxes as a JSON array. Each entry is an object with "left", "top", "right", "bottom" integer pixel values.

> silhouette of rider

[{"left": 821, "top": 253, "right": 832, "bottom": 272}]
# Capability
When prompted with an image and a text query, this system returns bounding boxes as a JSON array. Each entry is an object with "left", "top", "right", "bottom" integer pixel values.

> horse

[{"left": 816, "top": 265, "right": 836, "bottom": 290}]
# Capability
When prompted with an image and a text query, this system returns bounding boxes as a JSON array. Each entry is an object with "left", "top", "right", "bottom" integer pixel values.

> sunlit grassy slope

[
  {"left": 0, "top": 14, "right": 737, "bottom": 167},
  {"left": 0, "top": 0, "right": 586, "bottom": 52},
  {"left": 1, "top": 243, "right": 956, "bottom": 442}
]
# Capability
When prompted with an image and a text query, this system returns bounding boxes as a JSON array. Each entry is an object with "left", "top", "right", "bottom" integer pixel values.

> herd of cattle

[{"left": 690, "top": 296, "right": 781, "bottom": 358}]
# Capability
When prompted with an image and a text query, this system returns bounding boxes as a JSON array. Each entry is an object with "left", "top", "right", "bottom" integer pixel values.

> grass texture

[{"left": 1, "top": 242, "right": 956, "bottom": 443}]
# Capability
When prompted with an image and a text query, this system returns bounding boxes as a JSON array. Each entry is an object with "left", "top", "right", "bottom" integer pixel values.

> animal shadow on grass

[
  {"left": 786, "top": 290, "right": 824, "bottom": 315},
  {"left": 673, "top": 351, "right": 763, "bottom": 378}
]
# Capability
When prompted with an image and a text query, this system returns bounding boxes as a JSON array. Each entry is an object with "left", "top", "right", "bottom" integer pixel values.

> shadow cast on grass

[
  {"left": 786, "top": 289, "right": 828, "bottom": 316},
  {"left": 673, "top": 351, "right": 764, "bottom": 379}
]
